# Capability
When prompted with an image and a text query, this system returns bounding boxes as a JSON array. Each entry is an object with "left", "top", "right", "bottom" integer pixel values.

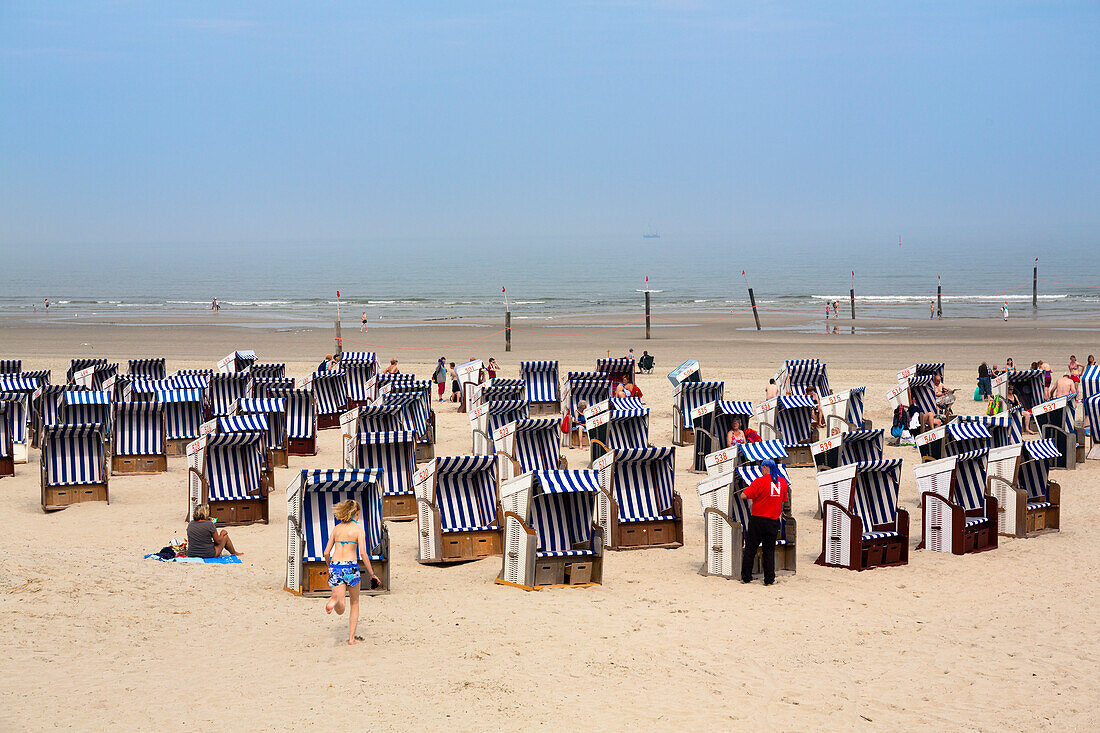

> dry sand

[{"left": 1, "top": 313, "right": 1098, "bottom": 731}]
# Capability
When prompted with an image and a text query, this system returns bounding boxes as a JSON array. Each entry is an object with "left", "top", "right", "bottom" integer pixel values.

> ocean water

[{"left": 1, "top": 237, "right": 1096, "bottom": 323}]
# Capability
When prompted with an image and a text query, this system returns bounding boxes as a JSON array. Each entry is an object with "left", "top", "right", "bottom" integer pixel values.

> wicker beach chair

[
  {"left": 519, "top": 360, "right": 561, "bottom": 416},
  {"left": 592, "top": 446, "right": 683, "bottom": 550},
  {"left": 986, "top": 440, "right": 1061, "bottom": 538},
  {"left": 41, "top": 423, "right": 109, "bottom": 511},
  {"left": 413, "top": 455, "right": 504, "bottom": 564},
  {"left": 111, "top": 401, "right": 167, "bottom": 475},
  {"left": 815, "top": 459, "right": 909, "bottom": 570}
]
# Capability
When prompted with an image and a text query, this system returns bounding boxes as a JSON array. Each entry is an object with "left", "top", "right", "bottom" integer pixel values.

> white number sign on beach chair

[
  {"left": 914, "top": 448, "right": 998, "bottom": 555},
  {"left": 818, "top": 387, "right": 871, "bottom": 435},
  {"left": 155, "top": 388, "right": 204, "bottom": 456},
  {"left": 986, "top": 440, "right": 1061, "bottom": 538},
  {"left": 1085, "top": 365, "right": 1100, "bottom": 461},
  {"left": 216, "top": 350, "right": 257, "bottom": 374},
  {"left": 690, "top": 400, "right": 754, "bottom": 471},
  {"left": 413, "top": 455, "right": 504, "bottom": 564},
  {"left": 697, "top": 462, "right": 796, "bottom": 580},
  {"left": 493, "top": 417, "right": 566, "bottom": 481},
  {"left": 0, "top": 389, "right": 30, "bottom": 465},
  {"left": 592, "top": 446, "right": 682, "bottom": 551},
  {"left": 756, "top": 395, "right": 819, "bottom": 467},
  {"left": 284, "top": 468, "right": 390, "bottom": 596},
  {"left": 269, "top": 387, "right": 317, "bottom": 456},
  {"left": 127, "top": 358, "right": 166, "bottom": 380},
  {"left": 1031, "top": 396, "right": 1080, "bottom": 470},
  {"left": 815, "top": 459, "right": 909, "bottom": 570},
  {"left": 41, "top": 423, "right": 109, "bottom": 511},
  {"left": 519, "top": 360, "right": 561, "bottom": 416},
  {"left": 585, "top": 398, "right": 650, "bottom": 464},
  {"left": 672, "top": 380, "right": 723, "bottom": 446},
  {"left": 497, "top": 469, "right": 604, "bottom": 590},
  {"left": 187, "top": 429, "right": 271, "bottom": 526},
  {"left": 345, "top": 431, "right": 417, "bottom": 521},
  {"left": 112, "top": 401, "right": 167, "bottom": 475}
]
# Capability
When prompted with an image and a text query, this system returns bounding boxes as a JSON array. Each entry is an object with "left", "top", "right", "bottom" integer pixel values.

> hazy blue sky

[{"left": 2, "top": 1, "right": 1097, "bottom": 252}]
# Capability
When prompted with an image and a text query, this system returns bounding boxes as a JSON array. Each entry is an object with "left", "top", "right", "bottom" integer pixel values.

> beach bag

[
  {"left": 561, "top": 414, "right": 570, "bottom": 434},
  {"left": 987, "top": 395, "right": 1004, "bottom": 416},
  {"left": 890, "top": 426, "right": 903, "bottom": 439},
  {"left": 974, "top": 387, "right": 982, "bottom": 401}
]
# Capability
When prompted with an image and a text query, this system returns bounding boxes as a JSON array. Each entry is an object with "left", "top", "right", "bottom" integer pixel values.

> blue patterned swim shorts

[{"left": 328, "top": 561, "right": 361, "bottom": 588}]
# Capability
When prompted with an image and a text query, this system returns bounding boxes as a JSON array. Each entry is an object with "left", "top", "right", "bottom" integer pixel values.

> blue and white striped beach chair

[
  {"left": 586, "top": 398, "right": 650, "bottom": 463},
  {"left": 1084, "top": 364, "right": 1100, "bottom": 461},
  {"left": 992, "top": 369, "right": 1046, "bottom": 411},
  {"left": 672, "top": 380, "right": 723, "bottom": 446},
  {"left": 592, "top": 446, "right": 682, "bottom": 550},
  {"left": 756, "top": 394, "right": 819, "bottom": 467},
  {"left": 156, "top": 388, "right": 204, "bottom": 455},
  {"left": 914, "top": 448, "right": 997, "bottom": 555},
  {"left": 519, "top": 361, "right": 560, "bottom": 416},
  {"left": 217, "top": 350, "right": 257, "bottom": 374},
  {"left": 40, "top": 423, "right": 109, "bottom": 511},
  {"left": 690, "top": 400, "right": 755, "bottom": 471},
  {"left": 412, "top": 455, "right": 504, "bottom": 564},
  {"left": 497, "top": 469, "right": 604, "bottom": 589},
  {"left": 284, "top": 468, "right": 390, "bottom": 595},
  {"left": 697, "top": 462, "right": 796, "bottom": 579},
  {"left": 987, "top": 439, "right": 1061, "bottom": 537},
  {"left": 596, "top": 357, "right": 634, "bottom": 384},
  {"left": 774, "top": 358, "right": 830, "bottom": 396},
  {"left": 0, "top": 360, "right": 21, "bottom": 374},
  {"left": 59, "top": 390, "right": 114, "bottom": 435},
  {"left": 818, "top": 386, "right": 871, "bottom": 434},
  {"left": 127, "top": 358, "right": 166, "bottom": 380},
  {"left": 233, "top": 397, "right": 288, "bottom": 467},
  {"left": 34, "top": 384, "right": 82, "bottom": 446},
  {"left": 1031, "top": 395, "right": 1080, "bottom": 470},
  {"left": 112, "top": 401, "right": 167, "bottom": 475},
  {"left": 562, "top": 373, "right": 613, "bottom": 448},
  {"left": 253, "top": 376, "right": 295, "bottom": 398},
  {"left": 187, "top": 431, "right": 269, "bottom": 525},
  {"left": 470, "top": 399, "right": 529, "bottom": 456},
  {"left": 815, "top": 459, "right": 909, "bottom": 570},
  {"left": 347, "top": 431, "right": 417, "bottom": 520},
  {"left": 206, "top": 373, "right": 252, "bottom": 419},
  {"left": 0, "top": 390, "right": 30, "bottom": 465},
  {"left": 268, "top": 387, "right": 317, "bottom": 456},
  {"left": 382, "top": 385, "right": 435, "bottom": 460},
  {"left": 892, "top": 363, "right": 945, "bottom": 416},
  {"left": 339, "top": 352, "right": 376, "bottom": 407},
  {"left": 248, "top": 363, "right": 285, "bottom": 380},
  {"left": 956, "top": 411, "right": 1022, "bottom": 449},
  {"left": 67, "top": 358, "right": 108, "bottom": 384},
  {"left": 303, "top": 371, "right": 348, "bottom": 430},
  {"left": 812, "top": 429, "right": 885, "bottom": 472},
  {"left": 492, "top": 417, "right": 565, "bottom": 480}
]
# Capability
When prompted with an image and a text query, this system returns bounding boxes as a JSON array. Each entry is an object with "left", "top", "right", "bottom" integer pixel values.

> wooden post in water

[
  {"left": 334, "top": 320, "right": 343, "bottom": 357},
  {"left": 747, "top": 288, "right": 762, "bottom": 331},
  {"left": 505, "top": 310, "right": 511, "bottom": 352},
  {"left": 1033, "top": 260, "right": 1038, "bottom": 308},
  {"left": 849, "top": 288, "right": 856, "bottom": 320},
  {"left": 937, "top": 276, "right": 942, "bottom": 318},
  {"left": 645, "top": 291, "right": 651, "bottom": 340}
]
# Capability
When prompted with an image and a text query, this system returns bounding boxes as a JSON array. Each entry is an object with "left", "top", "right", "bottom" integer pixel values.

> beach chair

[
  {"left": 247, "top": 363, "right": 285, "bottom": 380},
  {"left": 127, "top": 358, "right": 166, "bottom": 379},
  {"left": 72, "top": 362, "right": 119, "bottom": 391},
  {"left": 253, "top": 376, "right": 295, "bottom": 398},
  {"left": 812, "top": 429, "right": 885, "bottom": 471},
  {"left": 344, "top": 431, "right": 417, "bottom": 521},
  {"left": 67, "top": 358, "right": 107, "bottom": 384},
  {"left": 1084, "top": 365, "right": 1100, "bottom": 461},
  {"left": 0, "top": 360, "right": 21, "bottom": 374},
  {"left": 187, "top": 430, "right": 270, "bottom": 525},
  {"left": 412, "top": 455, "right": 504, "bottom": 564},
  {"left": 592, "top": 446, "right": 682, "bottom": 550},
  {"left": 1031, "top": 396, "right": 1081, "bottom": 470},
  {"left": 914, "top": 449, "right": 998, "bottom": 554},
  {"left": 666, "top": 359, "right": 700, "bottom": 387},
  {"left": 0, "top": 389, "right": 30, "bottom": 465},
  {"left": 497, "top": 469, "right": 604, "bottom": 590},
  {"left": 991, "top": 369, "right": 1046, "bottom": 411},
  {"left": 456, "top": 359, "right": 484, "bottom": 413},
  {"left": 470, "top": 400, "right": 530, "bottom": 455},
  {"left": 672, "top": 380, "right": 723, "bottom": 446},
  {"left": 690, "top": 400, "right": 755, "bottom": 471},
  {"left": 562, "top": 374, "right": 612, "bottom": 449},
  {"left": 156, "top": 388, "right": 205, "bottom": 456},
  {"left": 479, "top": 378, "right": 527, "bottom": 404},
  {"left": 0, "top": 402, "right": 13, "bottom": 477},
  {"left": 375, "top": 373, "right": 417, "bottom": 403},
  {"left": 125, "top": 376, "right": 166, "bottom": 402},
  {"left": 217, "top": 350, "right": 257, "bottom": 374},
  {"left": 41, "top": 423, "right": 109, "bottom": 511},
  {"left": 233, "top": 398, "right": 289, "bottom": 467},
  {"left": 111, "top": 401, "right": 167, "bottom": 475},
  {"left": 986, "top": 440, "right": 1061, "bottom": 538},
  {"left": 817, "top": 387, "right": 871, "bottom": 435},
  {"left": 895, "top": 363, "right": 944, "bottom": 409},
  {"left": 33, "top": 384, "right": 83, "bottom": 447},
  {"left": 703, "top": 439, "right": 789, "bottom": 477},
  {"left": 340, "top": 352, "right": 377, "bottom": 408},
  {"left": 596, "top": 357, "right": 634, "bottom": 384},
  {"left": 519, "top": 361, "right": 561, "bottom": 416},
  {"left": 585, "top": 398, "right": 650, "bottom": 464},
  {"left": 492, "top": 417, "right": 566, "bottom": 480},
  {"left": 815, "top": 459, "right": 909, "bottom": 570},
  {"left": 302, "top": 371, "right": 347, "bottom": 430},
  {"left": 206, "top": 373, "right": 252, "bottom": 420},
  {"left": 756, "top": 395, "right": 819, "bottom": 467},
  {"left": 59, "top": 390, "right": 114, "bottom": 448},
  {"left": 917, "top": 420, "right": 993, "bottom": 462},
  {"left": 382, "top": 384, "right": 436, "bottom": 461},
  {"left": 774, "top": 358, "right": 830, "bottom": 396},
  {"left": 956, "top": 412, "right": 1022, "bottom": 449},
  {"left": 284, "top": 468, "right": 390, "bottom": 596},
  {"left": 698, "top": 462, "right": 796, "bottom": 580},
  {"left": 269, "top": 388, "right": 318, "bottom": 456}
]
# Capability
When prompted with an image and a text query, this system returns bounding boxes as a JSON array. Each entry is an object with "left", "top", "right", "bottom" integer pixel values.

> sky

[{"left": 1, "top": 1, "right": 1098, "bottom": 255}]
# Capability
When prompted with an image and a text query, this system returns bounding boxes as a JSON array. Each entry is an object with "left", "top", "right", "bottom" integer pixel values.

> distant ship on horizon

[{"left": 642, "top": 225, "right": 661, "bottom": 239}]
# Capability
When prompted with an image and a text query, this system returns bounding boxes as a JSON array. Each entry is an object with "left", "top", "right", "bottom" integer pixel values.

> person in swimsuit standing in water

[{"left": 323, "top": 499, "right": 379, "bottom": 646}]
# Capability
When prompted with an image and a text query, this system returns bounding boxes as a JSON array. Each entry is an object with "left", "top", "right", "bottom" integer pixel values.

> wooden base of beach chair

[
  {"left": 382, "top": 494, "right": 417, "bottom": 521},
  {"left": 609, "top": 518, "right": 684, "bottom": 551},
  {"left": 300, "top": 559, "right": 390, "bottom": 597},
  {"left": 317, "top": 412, "right": 341, "bottom": 430},
  {"left": 208, "top": 498, "right": 268, "bottom": 526},
  {"left": 439, "top": 529, "right": 502, "bottom": 562},
  {"left": 271, "top": 447, "right": 288, "bottom": 468},
  {"left": 859, "top": 537, "right": 907, "bottom": 569},
  {"left": 14, "top": 443, "right": 27, "bottom": 464},
  {"left": 111, "top": 454, "right": 168, "bottom": 475},
  {"left": 414, "top": 442, "right": 435, "bottom": 463},
  {"left": 495, "top": 555, "right": 602, "bottom": 590},
  {"left": 569, "top": 430, "right": 589, "bottom": 449},
  {"left": 782, "top": 445, "right": 815, "bottom": 468},
  {"left": 0, "top": 456, "right": 13, "bottom": 477},
  {"left": 672, "top": 426, "right": 693, "bottom": 447},
  {"left": 346, "top": 399, "right": 371, "bottom": 410},
  {"left": 42, "top": 482, "right": 109, "bottom": 512},
  {"left": 1025, "top": 504, "right": 1059, "bottom": 536},
  {"left": 529, "top": 401, "right": 561, "bottom": 417},
  {"left": 287, "top": 437, "right": 317, "bottom": 456},
  {"left": 166, "top": 438, "right": 192, "bottom": 457}
]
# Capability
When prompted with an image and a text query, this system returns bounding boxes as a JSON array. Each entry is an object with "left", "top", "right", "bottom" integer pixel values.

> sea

[{"left": 1, "top": 237, "right": 1097, "bottom": 326}]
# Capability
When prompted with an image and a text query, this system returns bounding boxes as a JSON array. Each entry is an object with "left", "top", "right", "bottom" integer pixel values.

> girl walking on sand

[{"left": 323, "top": 499, "right": 379, "bottom": 646}]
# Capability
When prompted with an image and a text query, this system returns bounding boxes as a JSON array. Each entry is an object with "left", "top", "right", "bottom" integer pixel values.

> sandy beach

[{"left": 1, "top": 313, "right": 1098, "bottom": 731}]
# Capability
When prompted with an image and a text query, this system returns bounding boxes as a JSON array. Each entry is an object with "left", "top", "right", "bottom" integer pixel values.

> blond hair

[
  {"left": 192, "top": 504, "right": 210, "bottom": 521},
  {"left": 334, "top": 499, "right": 360, "bottom": 523}
]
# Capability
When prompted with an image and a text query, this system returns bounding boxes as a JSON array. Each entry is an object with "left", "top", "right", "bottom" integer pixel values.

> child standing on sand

[{"left": 323, "top": 499, "right": 378, "bottom": 646}]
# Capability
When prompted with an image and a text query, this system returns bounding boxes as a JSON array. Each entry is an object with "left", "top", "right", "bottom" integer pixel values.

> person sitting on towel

[
  {"left": 740, "top": 459, "right": 788, "bottom": 586},
  {"left": 187, "top": 504, "right": 241, "bottom": 558}
]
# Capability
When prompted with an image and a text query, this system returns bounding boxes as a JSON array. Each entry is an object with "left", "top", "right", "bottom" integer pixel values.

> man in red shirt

[{"left": 740, "top": 459, "right": 788, "bottom": 585}]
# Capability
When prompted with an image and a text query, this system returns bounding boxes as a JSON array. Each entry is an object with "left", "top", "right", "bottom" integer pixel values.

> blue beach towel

[{"left": 144, "top": 554, "right": 242, "bottom": 564}]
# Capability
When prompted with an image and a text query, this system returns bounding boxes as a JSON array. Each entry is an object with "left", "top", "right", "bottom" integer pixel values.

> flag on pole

[
  {"left": 502, "top": 286, "right": 506, "bottom": 293},
  {"left": 336, "top": 290, "right": 341, "bottom": 298}
]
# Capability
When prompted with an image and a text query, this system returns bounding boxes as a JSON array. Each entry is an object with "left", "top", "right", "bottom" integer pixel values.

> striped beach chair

[
  {"left": 1031, "top": 396, "right": 1080, "bottom": 470},
  {"left": 698, "top": 462, "right": 796, "bottom": 580},
  {"left": 269, "top": 387, "right": 317, "bottom": 456},
  {"left": 0, "top": 389, "right": 30, "bottom": 464},
  {"left": 34, "top": 384, "right": 81, "bottom": 446},
  {"left": 956, "top": 412, "right": 1022, "bottom": 449},
  {"left": 562, "top": 373, "right": 613, "bottom": 449},
  {"left": 497, "top": 469, "right": 603, "bottom": 590},
  {"left": 1085, "top": 365, "right": 1100, "bottom": 460},
  {"left": 111, "top": 401, "right": 167, "bottom": 475},
  {"left": 470, "top": 400, "right": 529, "bottom": 456},
  {"left": 812, "top": 429, "right": 885, "bottom": 471},
  {"left": 41, "top": 423, "right": 109, "bottom": 511},
  {"left": 302, "top": 371, "right": 347, "bottom": 430},
  {"left": 59, "top": 390, "right": 114, "bottom": 431},
  {"left": 217, "top": 350, "right": 257, "bottom": 374},
  {"left": 672, "top": 380, "right": 723, "bottom": 446},
  {"left": 156, "top": 388, "right": 204, "bottom": 456},
  {"left": 0, "top": 360, "right": 21, "bottom": 374},
  {"left": 248, "top": 363, "right": 285, "bottom": 380},
  {"left": 253, "top": 376, "right": 295, "bottom": 398},
  {"left": 126, "top": 376, "right": 168, "bottom": 402},
  {"left": 476, "top": 378, "right": 526, "bottom": 406},
  {"left": 455, "top": 359, "right": 484, "bottom": 414},
  {"left": 756, "top": 394, "right": 819, "bottom": 467},
  {"left": 127, "top": 358, "right": 166, "bottom": 380},
  {"left": 917, "top": 420, "right": 994, "bottom": 462},
  {"left": 187, "top": 431, "right": 270, "bottom": 525},
  {"left": 986, "top": 440, "right": 1061, "bottom": 538},
  {"left": 893, "top": 363, "right": 944, "bottom": 413},
  {"left": 285, "top": 468, "right": 390, "bottom": 596},
  {"left": 596, "top": 357, "right": 634, "bottom": 384},
  {"left": 815, "top": 459, "right": 909, "bottom": 570},
  {"left": 346, "top": 431, "right": 417, "bottom": 521},
  {"left": 233, "top": 398, "right": 288, "bottom": 467},
  {"left": 382, "top": 385, "right": 435, "bottom": 461},
  {"left": 519, "top": 360, "right": 560, "bottom": 416},
  {"left": 704, "top": 439, "right": 788, "bottom": 478},
  {"left": 592, "top": 446, "right": 682, "bottom": 550},
  {"left": 206, "top": 373, "right": 252, "bottom": 420},
  {"left": 72, "top": 362, "right": 119, "bottom": 391},
  {"left": 774, "top": 358, "right": 830, "bottom": 396},
  {"left": 492, "top": 417, "right": 565, "bottom": 480},
  {"left": 412, "top": 455, "right": 504, "bottom": 564},
  {"left": 915, "top": 448, "right": 998, "bottom": 554},
  {"left": 991, "top": 369, "right": 1046, "bottom": 410},
  {"left": 0, "top": 401, "right": 13, "bottom": 477},
  {"left": 818, "top": 387, "right": 871, "bottom": 435},
  {"left": 690, "top": 400, "right": 755, "bottom": 471},
  {"left": 67, "top": 358, "right": 107, "bottom": 384},
  {"left": 585, "top": 398, "right": 650, "bottom": 464},
  {"left": 340, "top": 352, "right": 376, "bottom": 408}
]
